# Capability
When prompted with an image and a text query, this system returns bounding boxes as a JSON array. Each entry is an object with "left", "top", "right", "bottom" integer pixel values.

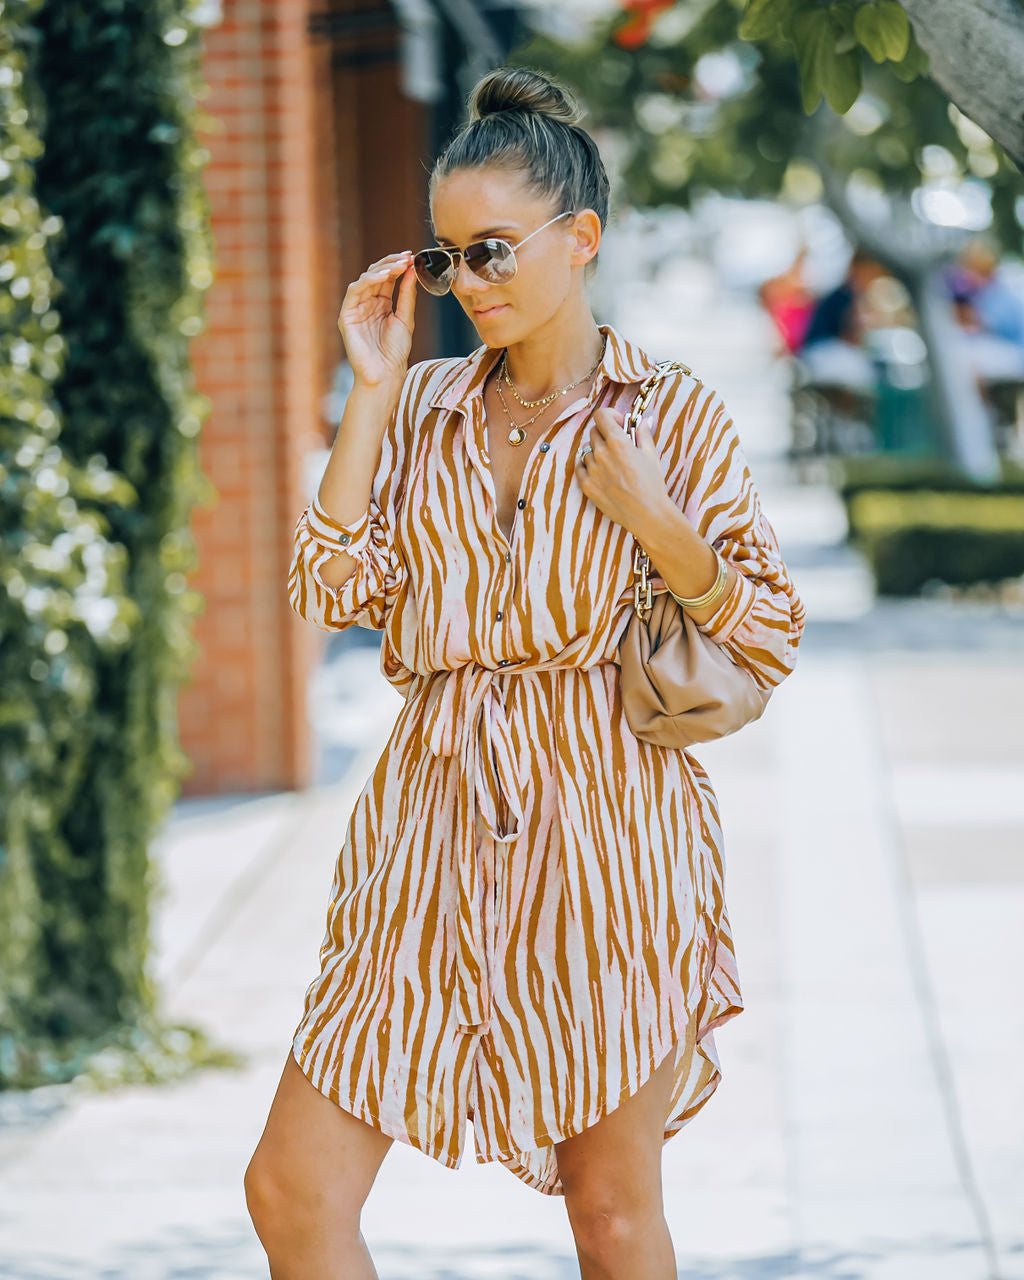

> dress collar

[{"left": 425, "top": 320, "right": 660, "bottom": 413}]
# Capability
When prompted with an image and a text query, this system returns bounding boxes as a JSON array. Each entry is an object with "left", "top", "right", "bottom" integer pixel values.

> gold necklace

[
  {"left": 498, "top": 338, "right": 607, "bottom": 445},
  {"left": 495, "top": 380, "right": 555, "bottom": 440},
  {"left": 501, "top": 337, "right": 606, "bottom": 408}
]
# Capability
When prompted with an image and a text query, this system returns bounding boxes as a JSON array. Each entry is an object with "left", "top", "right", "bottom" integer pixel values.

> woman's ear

[{"left": 569, "top": 208, "right": 601, "bottom": 268}]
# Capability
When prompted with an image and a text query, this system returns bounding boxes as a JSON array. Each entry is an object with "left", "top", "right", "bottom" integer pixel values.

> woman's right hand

[{"left": 338, "top": 251, "right": 418, "bottom": 391}]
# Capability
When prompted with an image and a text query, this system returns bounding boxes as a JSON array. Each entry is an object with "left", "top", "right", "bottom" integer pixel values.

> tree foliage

[
  {"left": 517, "top": 0, "right": 1024, "bottom": 249},
  {"left": 737, "top": 0, "right": 920, "bottom": 114}
]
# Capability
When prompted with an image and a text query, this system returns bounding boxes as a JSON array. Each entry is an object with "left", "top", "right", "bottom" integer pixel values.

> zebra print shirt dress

[{"left": 286, "top": 320, "right": 805, "bottom": 1196}]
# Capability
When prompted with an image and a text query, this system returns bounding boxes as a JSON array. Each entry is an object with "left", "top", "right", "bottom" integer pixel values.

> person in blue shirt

[
  {"left": 946, "top": 237, "right": 1024, "bottom": 382},
  {"left": 795, "top": 248, "right": 885, "bottom": 394}
]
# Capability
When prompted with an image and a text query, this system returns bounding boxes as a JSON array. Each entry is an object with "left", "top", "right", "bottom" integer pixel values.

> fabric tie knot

[{"left": 422, "top": 664, "right": 526, "bottom": 1035}]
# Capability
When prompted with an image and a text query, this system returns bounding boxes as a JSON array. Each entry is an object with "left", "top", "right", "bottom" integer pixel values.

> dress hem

[
  {"left": 291, "top": 973, "right": 743, "bottom": 1199},
  {"left": 486, "top": 984, "right": 744, "bottom": 1196},
  {"left": 290, "top": 1038, "right": 462, "bottom": 1173}
]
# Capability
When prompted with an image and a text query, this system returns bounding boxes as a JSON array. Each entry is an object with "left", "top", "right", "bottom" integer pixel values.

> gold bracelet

[{"left": 666, "top": 547, "right": 729, "bottom": 609}]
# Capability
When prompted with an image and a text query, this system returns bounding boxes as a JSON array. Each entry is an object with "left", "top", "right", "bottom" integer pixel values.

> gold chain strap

[{"left": 622, "top": 359, "right": 698, "bottom": 622}]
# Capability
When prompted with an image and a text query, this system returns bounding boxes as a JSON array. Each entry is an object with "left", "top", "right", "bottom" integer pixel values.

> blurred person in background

[
  {"left": 945, "top": 235, "right": 1024, "bottom": 384},
  {"left": 759, "top": 243, "right": 816, "bottom": 356},
  {"left": 795, "top": 246, "right": 888, "bottom": 394}
]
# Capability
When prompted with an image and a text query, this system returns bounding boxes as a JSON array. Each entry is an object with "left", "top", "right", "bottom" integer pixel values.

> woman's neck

[{"left": 501, "top": 310, "right": 605, "bottom": 401}]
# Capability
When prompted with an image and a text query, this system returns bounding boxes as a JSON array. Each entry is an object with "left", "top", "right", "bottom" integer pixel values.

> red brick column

[{"left": 180, "top": 0, "right": 333, "bottom": 794}]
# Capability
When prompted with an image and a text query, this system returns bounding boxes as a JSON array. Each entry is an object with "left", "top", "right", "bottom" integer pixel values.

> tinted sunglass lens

[
  {"left": 413, "top": 250, "right": 453, "bottom": 295},
  {"left": 466, "top": 238, "right": 516, "bottom": 283}
]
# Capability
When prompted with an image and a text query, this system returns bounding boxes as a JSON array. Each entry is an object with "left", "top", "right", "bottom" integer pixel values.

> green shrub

[
  {"left": 846, "top": 489, "right": 1024, "bottom": 595},
  {"left": 835, "top": 453, "right": 1024, "bottom": 499},
  {"left": 0, "top": 0, "right": 230, "bottom": 1088}
]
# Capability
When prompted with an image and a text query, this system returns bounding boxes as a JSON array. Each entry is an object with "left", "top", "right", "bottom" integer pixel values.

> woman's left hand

[{"left": 574, "top": 407, "right": 671, "bottom": 538}]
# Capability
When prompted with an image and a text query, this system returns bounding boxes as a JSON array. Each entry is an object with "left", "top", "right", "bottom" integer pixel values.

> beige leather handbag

[{"left": 617, "top": 360, "right": 772, "bottom": 749}]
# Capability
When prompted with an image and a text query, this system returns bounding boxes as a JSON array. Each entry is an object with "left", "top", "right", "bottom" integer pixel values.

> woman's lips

[{"left": 474, "top": 304, "right": 508, "bottom": 317}]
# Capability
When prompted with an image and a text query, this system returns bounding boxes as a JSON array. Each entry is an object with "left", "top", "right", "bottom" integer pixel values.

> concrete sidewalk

[{"left": 1, "top": 261, "right": 1022, "bottom": 1280}]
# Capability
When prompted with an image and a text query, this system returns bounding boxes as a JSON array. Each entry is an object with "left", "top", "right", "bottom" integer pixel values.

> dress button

[
  {"left": 517, "top": 498, "right": 525, "bottom": 509},
  {"left": 505, "top": 551, "right": 511, "bottom": 562},
  {"left": 498, "top": 659, "right": 509, "bottom": 666},
  {"left": 339, "top": 532, "right": 351, "bottom": 545},
  {"left": 539, "top": 442, "right": 550, "bottom": 453},
  {"left": 495, "top": 611, "right": 503, "bottom": 621}
]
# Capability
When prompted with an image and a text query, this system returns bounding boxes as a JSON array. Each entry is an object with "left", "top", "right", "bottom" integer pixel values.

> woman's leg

[
  {"left": 554, "top": 1045, "right": 680, "bottom": 1280},
  {"left": 244, "top": 1050, "right": 394, "bottom": 1280}
]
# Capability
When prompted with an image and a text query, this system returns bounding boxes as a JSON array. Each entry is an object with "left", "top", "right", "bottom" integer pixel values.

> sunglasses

[{"left": 412, "top": 210, "right": 576, "bottom": 297}]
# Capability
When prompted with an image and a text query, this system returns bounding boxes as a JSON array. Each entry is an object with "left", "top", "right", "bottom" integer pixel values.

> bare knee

[
  {"left": 244, "top": 1144, "right": 360, "bottom": 1251},
  {"left": 243, "top": 1149, "right": 276, "bottom": 1237},
  {"left": 243, "top": 1052, "right": 394, "bottom": 1271},
  {"left": 244, "top": 1149, "right": 298, "bottom": 1243},
  {"left": 565, "top": 1188, "right": 666, "bottom": 1270}
]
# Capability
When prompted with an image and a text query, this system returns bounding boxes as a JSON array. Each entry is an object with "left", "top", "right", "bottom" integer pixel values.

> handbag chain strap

[{"left": 622, "top": 358, "right": 698, "bottom": 621}]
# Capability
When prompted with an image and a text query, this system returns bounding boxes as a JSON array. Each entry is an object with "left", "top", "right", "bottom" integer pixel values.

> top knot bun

[{"left": 468, "top": 66, "right": 584, "bottom": 127}]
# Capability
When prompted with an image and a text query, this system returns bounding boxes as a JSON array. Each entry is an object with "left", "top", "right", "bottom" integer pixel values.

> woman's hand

[
  {"left": 576, "top": 406, "right": 736, "bottom": 619},
  {"left": 338, "top": 251, "right": 418, "bottom": 391},
  {"left": 574, "top": 407, "right": 674, "bottom": 539}
]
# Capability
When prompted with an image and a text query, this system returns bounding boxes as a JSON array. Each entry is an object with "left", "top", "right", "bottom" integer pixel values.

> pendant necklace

[{"left": 497, "top": 337, "right": 607, "bottom": 445}]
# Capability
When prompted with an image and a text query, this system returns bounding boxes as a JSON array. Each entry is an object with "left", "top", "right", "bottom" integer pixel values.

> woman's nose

[{"left": 453, "top": 253, "right": 484, "bottom": 291}]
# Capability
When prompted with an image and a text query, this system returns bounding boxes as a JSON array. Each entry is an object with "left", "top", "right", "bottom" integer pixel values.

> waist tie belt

[{"left": 421, "top": 664, "right": 526, "bottom": 1036}]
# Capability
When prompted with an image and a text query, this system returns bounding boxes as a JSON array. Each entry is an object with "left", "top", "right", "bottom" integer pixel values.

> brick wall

[
  {"left": 179, "top": 0, "right": 438, "bottom": 795},
  {"left": 180, "top": 0, "right": 329, "bottom": 794}
]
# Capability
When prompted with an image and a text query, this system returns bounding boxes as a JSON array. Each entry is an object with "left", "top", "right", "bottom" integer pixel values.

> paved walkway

[{"left": 1, "top": 255, "right": 1022, "bottom": 1280}]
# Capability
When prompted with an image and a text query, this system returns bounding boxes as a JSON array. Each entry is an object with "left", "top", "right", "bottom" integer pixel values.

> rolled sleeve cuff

[
  {"left": 694, "top": 555, "right": 758, "bottom": 643},
  {"left": 304, "top": 496, "right": 374, "bottom": 596},
  {"left": 306, "top": 495, "right": 373, "bottom": 557}
]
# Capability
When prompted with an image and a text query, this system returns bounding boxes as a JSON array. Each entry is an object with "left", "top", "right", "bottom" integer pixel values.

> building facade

[{"left": 180, "top": 0, "right": 526, "bottom": 793}]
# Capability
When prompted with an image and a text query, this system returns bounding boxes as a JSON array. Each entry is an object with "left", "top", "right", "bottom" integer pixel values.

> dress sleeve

[
  {"left": 287, "top": 366, "right": 414, "bottom": 633},
  {"left": 658, "top": 376, "right": 807, "bottom": 690}
]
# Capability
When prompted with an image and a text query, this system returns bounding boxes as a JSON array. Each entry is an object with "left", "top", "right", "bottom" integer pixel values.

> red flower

[{"left": 613, "top": 0, "right": 676, "bottom": 49}]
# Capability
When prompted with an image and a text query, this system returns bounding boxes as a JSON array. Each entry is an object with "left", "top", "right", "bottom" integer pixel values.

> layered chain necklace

[{"left": 496, "top": 336, "right": 607, "bottom": 445}]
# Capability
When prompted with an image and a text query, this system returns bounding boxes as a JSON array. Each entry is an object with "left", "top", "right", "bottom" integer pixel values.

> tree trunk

[
  {"left": 811, "top": 142, "right": 1003, "bottom": 482},
  {"left": 900, "top": 0, "right": 1024, "bottom": 172},
  {"left": 905, "top": 265, "right": 1003, "bottom": 483}
]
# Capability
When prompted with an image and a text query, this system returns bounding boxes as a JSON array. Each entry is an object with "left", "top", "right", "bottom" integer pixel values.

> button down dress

[{"left": 287, "top": 321, "right": 805, "bottom": 1196}]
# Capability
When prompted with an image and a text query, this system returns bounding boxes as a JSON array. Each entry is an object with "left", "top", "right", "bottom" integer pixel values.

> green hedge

[
  {"left": 0, "top": 1, "right": 234, "bottom": 1088},
  {"left": 836, "top": 453, "right": 1024, "bottom": 499},
  {"left": 846, "top": 489, "right": 1024, "bottom": 595}
]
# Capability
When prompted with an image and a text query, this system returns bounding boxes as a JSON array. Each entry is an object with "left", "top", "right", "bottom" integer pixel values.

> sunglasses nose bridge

[
  {"left": 452, "top": 250, "right": 475, "bottom": 286},
  {"left": 441, "top": 249, "right": 483, "bottom": 294},
  {"left": 418, "top": 240, "right": 519, "bottom": 295},
  {"left": 452, "top": 247, "right": 502, "bottom": 291}
]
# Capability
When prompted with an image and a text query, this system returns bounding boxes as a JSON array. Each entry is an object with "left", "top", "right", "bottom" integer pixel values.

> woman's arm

[
  {"left": 289, "top": 248, "right": 418, "bottom": 630},
  {"left": 643, "top": 381, "right": 807, "bottom": 690},
  {"left": 630, "top": 508, "right": 740, "bottom": 629},
  {"left": 313, "top": 379, "right": 404, "bottom": 590},
  {"left": 287, "top": 369, "right": 414, "bottom": 633}
]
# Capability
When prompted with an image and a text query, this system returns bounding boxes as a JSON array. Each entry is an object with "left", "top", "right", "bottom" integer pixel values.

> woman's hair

[{"left": 429, "top": 65, "right": 610, "bottom": 274}]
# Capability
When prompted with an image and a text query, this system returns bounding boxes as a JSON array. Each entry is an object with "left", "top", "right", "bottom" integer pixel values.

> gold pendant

[{"left": 507, "top": 426, "right": 527, "bottom": 445}]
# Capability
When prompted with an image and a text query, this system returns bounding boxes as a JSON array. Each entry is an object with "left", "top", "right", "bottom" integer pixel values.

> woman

[{"left": 245, "top": 65, "right": 805, "bottom": 1280}]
